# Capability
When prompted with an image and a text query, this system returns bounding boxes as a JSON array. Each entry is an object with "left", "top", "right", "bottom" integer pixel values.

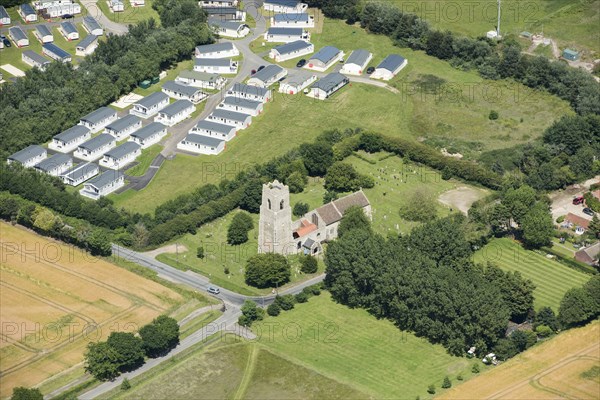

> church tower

[{"left": 258, "top": 180, "right": 293, "bottom": 254}]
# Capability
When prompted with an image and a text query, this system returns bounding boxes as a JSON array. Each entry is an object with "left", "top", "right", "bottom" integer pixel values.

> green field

[
  {"left": 473, "top": 238, "right": 591, "bottom": 310},
  {"left": 95, "top": 0, "right": 160, "bottom": 25}
]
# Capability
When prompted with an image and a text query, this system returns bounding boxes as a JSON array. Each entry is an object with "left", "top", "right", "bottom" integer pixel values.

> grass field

[
  {"left": 95, "top": 0, "right": 160, "bottom": 25},
  {"left": 440, "top": 320, "right": 600, "bottom": 399},
  {"left": 0, "top": 222, "right": 192, "bottom": 397},
  {"left": 473, "top": 238, "right": 591, "bottom": 311},
  {"left": 125, "top": 144, "right": 162, "bottom": 176}
]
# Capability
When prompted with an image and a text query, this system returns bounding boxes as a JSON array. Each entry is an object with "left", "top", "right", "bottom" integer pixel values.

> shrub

[
  {"left": 274, "top": 294, "right": 296, "bottom": 311},
  {"left": 535, "top": 324, "right": 554, "bottom": 338},
  {"left": 457, "top": 374, "right": 463, "bottom": 381},
  {"left": 227, "top": 211, "right": 254, "bottom": 245},
  {"left": 295, "top": 292, "right": 308, "bottom": 303},
  {"left": 300, "top": 255, "right": 318, "bottom": 274},
  {"left": 11, "top": 387, "right": 43, "bottom": 400},
  {"left": 489, "top": 110, "right": 499, "bottom": 120},
  {"left": 556, "top": 215, "right": 565, "bottom": 223},
  {"left": 293, "top": 202, "right": 310, "bottom": 217},
  {"left": 196, "top": 246, "right": 204, "bottom": 259},
  {"left": 472, "top": 363, "right": 480, "bottom": 373},
  {"left": 224, "top": 266, "right": 230, "bottom": 275},
  {"left": 427, "top": 384, "right": 436, "bottom": 394},
  {"left": 121, "top": 378, "right": 131, "bottom": 391},
  {"left": 267, "top": 302, "right": 281, "bottom": 316},
  {"left": 441, "top": 376, "right": 451, "bottom": 388}
]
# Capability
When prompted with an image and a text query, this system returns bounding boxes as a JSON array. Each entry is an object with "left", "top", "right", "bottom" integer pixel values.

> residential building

[
  {"left": 60, "top": 162, "right": 99, "bottom": 186},
  {"left": 340, "top": 49, "right": 372, "bottom": 75},
  {"left": 154, "top": 99, "right": 195, "bottom": 126},
  {"left": 82, "top": 16, "right": 103, "bottom": 36},
  {"left": 130, "top": 0, "right": 145, "bottom": 7},
  {"left": 74, "top": 134, "right": 116, "bottom": 161},
  {"left": 34, "top": 25, "right": 54, "bottom": 43},
  {"left": 227, "top": 82, "right": 271, "bottom": 103},
  {"left": 195, "top": 42, "right": 239, "bottom": 58},
  {"left": 209, "top": 19, "right": 249, "bottom": 38},
  {"left": 278, "top": 71, "right": 317, "bottom": 94},
  {"left": 271, "top": 12, "right": 314, "bottom": 28},
  {"left": 80, "top": 170, "right": 125, "bottom": 200},
  {"left": 110, "top": 0, "right": 125, "bottom": 12},
  {"left": 371, "top": 54, "right": 408, "bottom": 81},
  {"left": 178, "top": 134, "right": 225, "bottom": 155},
  {"left": 34, "top": 153, "right": 72, "bottom": 176},
  {"left": 264, "top": 27, "right": 309, "bottom": 43},
  {"left": 306, "top": 46, "right": 344, "bottom": 72},
  {"left": 263, "top": 0, "right": 307, "bottom": 13},
  {"left": 59, "top": 21, "right": 79, "bottom": 41},
  {"left": 194, "top": 58, "right": 238, "bottom": 74},
  {"left": 190, "top": 120, "right": 237, "bottom": 141},
  {"left": 76, "top": 35, "right": 98, "bottom": 56},
  {"left": 46, "top": 3, "right": 81, "bottom": 17},
  {"left": 104, "top": 114, "right": 142, "bottom": 139},
  {"left": 199, "top": 0, "right": 238, "bottom": 7},
  {"left": 19, "top": 4, "right": 37, "bottom": 23},
  {"left": 22, "top": 50, "right": 50, "bottom": 70},
  {"left": 49, "top": 125, "right": 91, "bottom": 152},
  {"left": 9, "top": 26, "right": 29, "bottom": 47},
  {"left": 204, "top": 7, "right": 246, "bottom": 21},
  {"left": 575, "top": 243, "right": 600, "bottom": 267},
  {"left": 306, "top": 72, "right": 349, "bottom": 100},
  {"left": 42, "top": 43, "right": 72, "bottom": 63},
  {"left": 129, "top": 92, "right": 170, "bottom": 118},
  {"left": 269, "top": 40, "right": 314, "bottom": 62},
  {"left": 218, "top": 96, "right": 263, "bottom": 116},
  {"left": 175, "top": 70, "right": 226, "bottom": 90},
  {"left": 79, "top": 107, "right": 118, "bottom": 132},
  {"left": 100, "top": 142, "right": 141, "bottom": 169},
  {"left": 7, "top": 145, "right": 47, "bottom": 167},
  {"left": 247, "top": 64, "right": 287, "bottom": 88},
  {"left": 33, "top": 0, "right": 73, "bottom": 10},
  {"left": 0, "top": 6, "right": 11, "bottom": 26},
  {"left": 207, "top": 109, "right": 252, "bottom": 130},
  {"left": 129, "top": 122, "right": 168, "bottom": 148},
  {"left": 161, "top": 80, "right": 208, "bottom": 104}
]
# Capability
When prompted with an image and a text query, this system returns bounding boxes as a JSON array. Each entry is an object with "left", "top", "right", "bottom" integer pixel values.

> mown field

[
  {"left": 0, "top": 222, "right": 200, "bottom": 397},
  {"left": 95, "top": 0, "right": 159, "bottom": 25},
  {"left": 440, "top": 320, "right": 600, "bottom": 400},
  {"left": 473, "top": 238, "right": 591, "bottom": 311}
]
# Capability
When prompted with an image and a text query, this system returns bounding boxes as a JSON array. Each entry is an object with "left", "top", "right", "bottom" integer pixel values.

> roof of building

[
  {"left": 43, "top": 43, "right": 71, "bottom": 59},
  {"left": 204, "top": 7, "right": 238, "bottom": 15},
  {"left": 104, "top": 141, "right": 140, "bottom": 159},
  {"left": 311, "top": 72, "right": 348, "bottom": 91},
  {"left": 196, "top": 42, "right": 236, "bottom": 54},
  {"left": 229, "top": 82, "right": 270, "bottom": 97},
  {"left": 22, "top": 50, "right": 50, "bottom": 66},
  {"left": 280, "top": 70, "right": 315, "bottom": 86},
  {"left": 273, "top": 12, "right": 309, "bottom": 22},
  {"left": 60, "top": 21, "right": 78, "bottom": 34},
  {"left": 131, "top": 122, "right": 166, "bottom": 140},
  {"left": 81, "top": 107, "right": 117, "bottom": 124},
  {"left": 563, "top": 48, "right": 579, "bottom": 56},
  {"left": 20, "top": 3, "right": 35, "bottom": 14},
  {"left": 178, "top": 70, "right": 221, "bottom": 82},
  {"left": 183, "top": 134, "right": 224, "bottom": 147},
  {"left": 565, "top": 213, "right": 590, "bottom": 229},
  {"left": 265, "top": 0, "right": 299, "bottom": 6},
  {"left": 195, "top": 119, "right": 236, "bottom": 134},
  {"left": 272, "top": 40, "right": 312, "bottom": 55},
  {"left": 316, "top": 190, "right": 370, "bottom": 225},
  {"left": 86, "top": 170, "right": 123, "bottom": 189},
  {"left": 250, "top": 64, "right": 285, "bottom": 83},
  {"left": 135, "top": 92, "right": 169, "bottom": 108},
  {"left": 209, "top": 18, "right": 246, "bottom": 30},
  {"left": 36, "top": 25, "right": 52, "bottom": 37},
  {"left": 266, "top": 27, "right": 304, "bottom": 36},
  {"left": 77, "top": 34, "right": 97, "bottom": 49},
  {"left": 83, "top": 16, "right": 102, "bottom": 31},
  {"left": 295, "top": 219, "right": 317, "bottom": 237},
  {"left": 160, "top": 100, "right": 194, "bottom": 117},
  {"left": 195, "top": 57, "right": 233, "bottom": 67},
  {"left": 9, "top": 26, "right": 27, "bottom": 41},
  {"left": 0, "top": 6, "right": 9, "bottom": 19},
  {"left": 575, "top": 242, "right": 600, "bottom": 265},
  {"left": 303, "top": 237, "right": 315, "bottom": 249},
  {"left": 35, "top": 153, "right": 71, "bottom": 172},
  {"left": 162, "top": 80, "right": 203, "bottom": 97},
  {"left": 61, "top": 162, "right": 99, "bottom": 180},
  {"left": 310, "top": 46, "right": 341, "bottom": 65},
  {"left": 54, "top": 125, "right": 90, "bottom": 143},
  {"left": 79, "top": 134, "right": 114, "bottom": 151},
  {"left": 105, "top": 114, "right": 140, "bottom": 133},
  {"left": 9, "top": 145, "right": 46, "bottom": 163},
  {"left": 210, "top": 109, "right": 251, "bottom": 123},
  {"left": 315, "top": 202, "right": 341, "bottom": 225},
  {"left": 376, "top": 54, "right": 406, "bottom": 72},
  {"left": 222, "top": 96, "right": 262, "bottom": 110},
  {"left": 345, "top": 49, "right": 371, "bottom": 66}
]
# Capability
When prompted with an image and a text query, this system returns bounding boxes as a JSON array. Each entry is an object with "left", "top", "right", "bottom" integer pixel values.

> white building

[
  {"left": 178, "top": 134, "right": 225, "bottom": 155},
  {"left": 100, "top": 142, "right": 141, "bottom": 170},
  {"left": 34, "top": 25, "right": 54, "bottom": 43},
  {"left": 76, "top": 35, "right": 98, "bottom": 56},
  {"left": 46, "top": 3, "right": 81, "bottom": 18},
  {"left": 34, "top": 153, "right": 73, "bottom": 176},
  {"left": 207, "top": 109, "right": 252, "bottom": 130},
  {"left": 306, "top": 72, "right": 349, "bottom": 100},
  {"left": 49, "top": 125, "right": 91, "bottom": 152},
  {"left": 190, "top": 120, "right": 237, "bottom": 141},
  {"left": 19, "top": 4, "right": 37, "bottom": 23},
  {"left": 161, "top": 80, "right": 208, "bottom": 104},
  {"left": 247, "top": 64, "right": 287, "bottom": 88},
  {"left": 264, "top": 27, "right": 309, "bottom": 43},
  {"left": 7, "top": 145, "right": 47, "bottom": 168},
  {"left": 33, "top": 0, "right": 73, "bottom": 10},
  {"left": 130, "top": 0, "right": 145, "bottom": 7},
  {"left": 82, "top": 16, "right": 103, "bottom": 36},
  {"left": 340, "top": 49, "right": 372, "bottom": 76},
  {"left": 0, "top": 6, "right": 11, "bottom": 26},
  {"left": 80, "top": 170, "right": 125, "bottom": 200},
  {"left": 204, "top": 7, "right": 246, "bottom": 21},
  {"left": 61, "top": 162, "right": 99, "bottom": 186},
  {"left": 74, "top": 134, "right": 116, "bottom": 161},
  {"left": 199, "top": 0, "right": 238, "bottom": 7},
  {"left": 209, "top": 19, "right": 249, "bottom": 38},
  {"left": 79, "top": 107, "right": 118, "bottom": 133},
  {"left": 110, "top": 0, "right": 125, "bottom": 12},
  {"left": 154, "top": 100, "right": 195, "bottom": 126},
  {"left": 218, "top": 96, "right": 263, "bottom": 116},
  {"left": 271, "top": 12, "right": 314, "bottom": 28},
  {"left": 59, "top": 21, "right": 79, "bottom": 41},
  {"left": 370, "top": 54, "right": 408, "bottom": 81},
  {"left": 130, "top": 92, "right": 170, "bottom": 118},
  {"left": 269, "top": 40, "right": 314, "bottom": 62},
  {"left": 22, "top": 50, "right": 50, "bottom": 70},
  {"left": 306, "top": 46, "right": 344, "bottom": 72},
  {"left": 129, "top": 122, "right": 168, "bottom": 148},
  {"left": 263, "top": 0, "right": 307, "bottom": 13},
  {"left": 278, "top": 71, "right": 317, "bottom": 95},
  {"left": 175, "top": 70, "right": 226, "bottom": 90},
  {"left": 195, "top": 42, "right": 239, "bottom": 58},
  {"left": 9, "top": 26, "right": 29, "bottom": 47},
  {"left": 104, "top": 114, "right": 142, "bottom": 139},
  {"left": 194, "top": 58, "right": 238, "bottom": 74},
  {"left": 42, "top": 43, "right": 72, "bottom": 63},
  {"left": 227, "top": 83, "right": 271, "bottom": 103}
]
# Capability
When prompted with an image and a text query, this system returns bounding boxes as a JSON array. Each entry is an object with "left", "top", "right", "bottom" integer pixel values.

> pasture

[
  {"left": 0, "top": 222, "right": 187, "bottom": 397},
  {"left": 473, "top": 238, "right": 591, "bottom": 311}
]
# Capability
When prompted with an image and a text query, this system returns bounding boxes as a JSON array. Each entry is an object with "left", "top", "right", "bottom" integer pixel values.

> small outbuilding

[
  {"left": 278, "top": 71, "right": 317, "bottom": 95},
  {"left": 176, "top": 70, "right": 226, "bottom": 90},
  {"left": 130, "top": 92, "right": 170, "bottom": 118},
  {"left": 269, "top": 40, "right": 314, "bottom": 62},
  {"left": 563, "top": 48, "right": 580, "bottom": 61},
  {"left": 61, "top": 162, "right": 99, "bottom": 186},
  {"left": 80, "top": 170, "right": 125, "bottom": 200},
  {"left": 209, "top": 19, "right": 249, "bottom": 39},
  {"left": 218, "top": 96, "right": 263, "bottom": 116},
  {"left": 263, "top": 0, "right": 307, "bottom": 13},
  {"left": 129, "top": 122, "right": 168, "bottom": 148},
  {"left": 264, "top": 27, "right": 309, "bottom": 43},
  {"left": 227, "top": 82, "right": 271, "bottom": 103},
  {"left": 110, "top": 0, "right": 125, "bottom": 12},
  {"left": 7, "top": 145, "right": 47, "bottom": 167},
  {"left": 50, "top": 125, "right": 92, "bottom": 152},
  {"left": 178, "top": 134, "right": 225, "bottom": 155},
  {"left": 204, "top": 7, "right": 246, "bottom": 21},
  {"left": 83, "top": 16, "right": 103, "bottom": 36},
  {"left": 207, "top": 109, "right": 252, "bottom": 130},
  {"left": 306, "top": 46, "right": 344, "bottom": 72},
  {"left": 59, "top": 21, "right": 79, "bottom": 41},
  {"left": 34, "top": 153, "right": 73, "bottom": 176},
  {"left": 370, "top": 54, "right": 407, "bottom": 81},
  {"left": 271, "top": 12, "right": 314, "bottom": 28},
  {"left": 19, "top": 4, "right": 37, "bottom": 23},
  {"left": 154, "top": 99, "right": 195, "bottom": 126},
  {"left": 0, "top": 6, "right": 11, "bottom": 26}
]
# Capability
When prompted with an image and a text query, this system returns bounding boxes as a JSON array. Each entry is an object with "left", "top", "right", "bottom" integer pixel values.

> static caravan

[
  {"left": 306, "top": 72, "right": 349, "bottom": 100},
  {"left": 207, "top": 109, "right": 252, "bottom": 130},
  {"left": 42, "top": 43, "right": 71, "bottom": 63},
  {"left": 269, "top": 40, "right": 313, "bottom": 62},
  {"left": 264, "top": 27, "right": 309, "bottom": 43},
  {"left": 49, "top": 125, "right": 92, "bottom": 152},
  {"left": 130, "top": 0, "right": 145, "bottom": 7},
  {"left": 61, "top": 162, "right": 99, "bottom": 186},
  {"left": 306, "top": 46, "right": 344, "bottom": 72},
  {"left": 191, "top": 120, "right": 237, "bottom": 141},
  {"left": 199, "top": 0, "right": 238, "bottom": 7},
  {"left": 129, "top": 92, "right": 170, "bottom": 118},
  {"left": 34, "top": 25, "right": 54, "bottom": 43},
  {"left": 371, "top": 54, "right": 407, "bottom": 81},
  {"left": 7, "top": 145, "right": 47, "bottom": 168},
  {"left": 76, "top": 35, "right": 98, "bottom": 56},
  {"left": 104, "top": 114, "right": 142, "bottom": 139},
  {"left": 154, "top": 99, "right": 195, "bottom": 127},
  {"left": 227, "top": 83, "right": 271, "bottom": 103},
  {"left": 194, "top": 58, "right": 238, "bottom": 74},
  {"left": 34, "top": 0, "right": 73, "bottom": 10},
  {"left": 110, "top": 0, "right": 125, "bottom": 12},
  {"left": 34, "top": 153, "right": 73, "bottom": 176},
  {"left": 263, "top": 0, "right": 307, "bottom": 13},
  {"left": 22, "top": 50, "right": 51, "bottom": 70},
  {"left": 209, "top": 19, "right": 249, "bottom": 38},
  {"left": 129, "top": 122, "right": 167, "bottom": 148},
  {"left": 100, "top": 142, "right": 141, "bottom": 170},
  {"left": 278, "top": 71, "right": 317, "bottom": 95},
  {"left": 46, "top": 3, "right": 81, "bottom": 18},
  {"left": 204, "top": 7, "right": 246, "bottom": 22},
  {"left": 175, "top": 70, "right": 226, "bottom": 90},
  {"left": 0, "top": 6, "right": 11, "bottom": 26},
  {"left": 9, "top": 26, "right": 29, "bottom": 47},
  {"left": 218, "top": 96, "right": 263, "bottom": 116},
  {"left": 161, "top": 80, "right": 208, "bottom": 104},
  {"left": 247, "top": 64, "right": 287, "bottom": 88},
  {"left": 340, "top": 49, "right": 372, "bottom": 76},
  {"left": 74, "top": 134, "right": 116, "bottom": 161},
  {"left": 19, "top": 4, "right": 37, "bottom": 23},
  {"left": 178, "top": 134, "right": 225, "bottom": 155},
  {"left": 79, "top": 107, "right": 118, "bottom": 133},
  {"left": 271, "top": 12, "right": 314, "bottom": 28},
  {"left": 59, "top": 21, "right": 79, "bottom": 41},
  {"left": 83, "top": 16, "right": 103, "bottom": 36},
  {"left": 195, "top": 42, "right": 239, "bottom": 59},
  {"left": 80, "top": 170, "right": 125, "bottom": 200}
]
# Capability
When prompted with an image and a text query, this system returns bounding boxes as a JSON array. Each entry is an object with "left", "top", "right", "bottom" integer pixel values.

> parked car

[
  {"left": 207, "top": 286, "right": 220, "bottom": 295},
  {"left": 573, "top": 196, "right": 585, "bottom": 205},
  {"left": 583, "top": 207, "right": 595, "bottom": 216},
  {"left": 61, "top": 13, "right": 73, "bottom": 19},
  {"left": 257, "top": 65, "right": 265, "bottom": 72},
  {"left": 3, "top": 38, "right": 11, "bottom": 47},
  {"left": 366, "top": 66, "right": 375, "bottom": 74},
  {"left": 251, "top": 69, "right": 257, "bottom": 75},
  {"left": 0, "top": 34, "right": 5, "bottom": 40},
  {"left": 296, "top": 59, "right": 306, "bottom": 68}
]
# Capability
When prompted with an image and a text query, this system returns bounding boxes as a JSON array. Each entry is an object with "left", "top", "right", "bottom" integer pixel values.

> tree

[
  {"left": 274, "top": 294, "right": 296, "bottom": 311},
  {"left": 87, "top": 228, "right": 112, "bottom": 256},
  {"left": 324, "top": 162, "right": 374, "bottom": 192},
  {"left": 300, "top": 255, "right": 318, "bottom": 273},
  {"left": 267, "top": 302, "right": 281, "bottom": 316},
  {"left": 286, "top": 171, "right": 308, "bottom": 193},
  {"left": 239, "top": 301, "right": 265, "bottom": 326},
  {"left": 399, "top": 189, "right": 437, "bottom": 222},
  {"left": 196, "top": 246, "right": 205, "bottom": 259},
  {"left": 588, "top": 214, "right": 600, "bottom": 238},
  {"left": 152, "top": 0, "right": 207, "bottom": 27},
  {"left": 493, "top": 338, "right": 518, "bottom": 360},
  {"left": 293, "top": 202, "right": 309, "bottom": 217},
  {"left": 535, "top": 325, "right": 553, "bottom": 338},
  {"left": 10, "top": 387, "right": 43, "bottom": 400},
  {"left": 84, "top": 341, "right": 121, "bottom": 381},
  {"left": 558, "top": 287, "right": 597, "bottom": 328},
  {"left": 521, "top": 203, "right": 554, "bottom": 249},
  {"left": 139, "top": 315, "right": 180, "bottom": 357},
  {"left": 472, "top": 364, "right": 480, "bottom": 373},
  {"left": 106, "top": 332, "right": 145, "bottom": 372},
  {"left": 337, "top": 206, "right": 372, "bottom": 238},
  {"left": 300, "top": 142, "right": 334, "bottom": 176},
  {"left": 245, "top": 253, "right": 291, "bottom": 288},
  {"left": 295, "top": 291, "right": 308, "bottom": 303},
  {"left": 120, "top": 378, "right": 131, "bottom": 391},
  {"left": 227, "top": 212, "right": 254, "bottom": 245},
  {"left": 323, "top": 190, "right": 338, "bottom": 204},
  {"left": 441, "top": 376, "right": 452, "bottom": 389},
  {"left": 535, "top": 307, "right": 559, "bottom": 331},
  {"left": 489, "top": 110, "right": 499, "bottom": 120}
]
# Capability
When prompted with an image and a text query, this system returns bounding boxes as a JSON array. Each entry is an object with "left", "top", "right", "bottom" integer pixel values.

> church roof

[
  {"left": 315, "top": 202, "right": 342, "bottom": 225},
  {"left": 316, "top": 190, "right": 370, "bottom": 226},
  {"left": 294, "top": 219, "right": 317, "bottom": 237}
]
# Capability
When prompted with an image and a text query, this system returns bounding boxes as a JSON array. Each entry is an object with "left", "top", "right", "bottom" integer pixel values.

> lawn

[
  {"left": 95, "top": 0, "right": 160, "bottom": 25},
  {"left": 125, "top": 143, "right": 162, "bottom": 176},
  {"left": 473, "top": 238, "right": 591, "bottom": 311}
]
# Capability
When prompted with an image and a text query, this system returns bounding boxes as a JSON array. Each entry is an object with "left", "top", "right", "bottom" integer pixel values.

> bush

[
  {"left": 227, "top": 211, "right": 254, "bottom": 245},
  {"left": 441, "top": 376, "right": 451, "bottom": 388},
  {"left": 245, "top": 253, "right": 291, "bottom": 288},
  {"left": 472, "top": 364, "right": 480, "bottom": 373},
  {"left": 556, "top": 215, "right": 565, "bottom": 223},
  {"left": 274, "top": 294, "right": 296, "bottom": 311},
  {"left": 300, "top": 255, "right": 318, "bottom": 274},
  {"left": 11, "top": 387, "right": 43, "bottom": 400},
  {"left": 293, "top": 202, "right": 309, "bottom": 217},
  {"left": 239, "top": 301, "right": 265, "bottom": 327},
  {"left": 427, "top": 384, "right": 436, "bottom": 394},
  {"left": 121, "top": 378, "right": 131, "bottom": 391},
  {"left": 489, "top": 110, "right": 499, "bottom": 120},
  {"left": 295, "top": 292, "right": 308, "bottom": 303},
  {"left": 535, "top": 324, "right": 554, "bottom": 338},
  {"left": 196, "top": 246, "right": 204, "bottom": 259},
  {"left": 457, "top": 374, "right": 463, "bottom": 381},
  {"left": 267, "top": 302, "right": 281, "bottom": 316},
  {"left": 224, "top": 266, "right": 230, "bottom": 275}
]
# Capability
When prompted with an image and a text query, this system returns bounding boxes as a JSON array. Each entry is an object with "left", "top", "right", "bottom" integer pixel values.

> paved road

[{"left": 79, "top": 0, "right": 129, "bottom": 35}]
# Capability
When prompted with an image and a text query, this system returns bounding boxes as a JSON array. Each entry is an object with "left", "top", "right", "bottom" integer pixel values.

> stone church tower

[{"left": 258, "top": 180, "right": 293, "bottom": 254}]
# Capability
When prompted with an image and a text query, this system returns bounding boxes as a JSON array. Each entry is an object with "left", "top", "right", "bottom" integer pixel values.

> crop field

[
  {"left": 0, "top": 222, "right": 186, "bottom": 397},
  {"left": 440, "top": 320, "right": 600, "bottom": 400},
  {"left": 473, "top": 238, "right": 591, "bottom": 310}
]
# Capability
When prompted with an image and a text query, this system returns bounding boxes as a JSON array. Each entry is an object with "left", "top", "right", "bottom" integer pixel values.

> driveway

[
  {"left": 79, "top": 0, "right": 129, "bottom": 35},
  {"left": 549, "top": 176, "right": 599, "bottom": 221}
]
